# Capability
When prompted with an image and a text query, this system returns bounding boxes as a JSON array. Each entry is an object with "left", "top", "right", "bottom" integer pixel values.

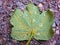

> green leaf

[{"left": 10, "top": 3, "right": 54, "bottom": 43}]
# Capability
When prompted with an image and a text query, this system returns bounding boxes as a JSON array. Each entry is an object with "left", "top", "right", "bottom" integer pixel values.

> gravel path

[{"left": 0, "top": 0, "right": 60, "bottom": 45}]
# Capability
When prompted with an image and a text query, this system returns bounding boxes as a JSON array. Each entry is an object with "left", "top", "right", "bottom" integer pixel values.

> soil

[{"left": 0, "top": 0, "right": 60, "bottom": 45}]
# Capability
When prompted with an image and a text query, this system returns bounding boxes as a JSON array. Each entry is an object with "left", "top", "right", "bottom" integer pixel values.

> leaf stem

[{"left": 26, "top": 31, "right": 34, "bottom": 45}]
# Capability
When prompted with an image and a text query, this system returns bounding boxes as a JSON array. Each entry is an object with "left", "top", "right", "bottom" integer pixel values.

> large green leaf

[{"left": 10, "top": 3, "right": 54, "bottom": 43}]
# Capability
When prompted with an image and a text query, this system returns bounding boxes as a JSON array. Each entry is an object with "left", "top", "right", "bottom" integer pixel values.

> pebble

[
  {"left": 0, "top": 7, "right": 4, "bottom": 13},
  {"left": 16, "top": 2, "right": 26, "bottom": 10},
  {"left": 38, "top": 3, "right": 44, "bottom": 11},
  {"left": 52, "top": 23, "right": 56, "bottom": 32},
  {"left": 49, "top": 8, "right": 58, "bottom": 12},
  {"left": 22, "top": 0, "right": 28, "bottom": 5},
  {"left": 58, "top": 0, "right": 60, "bottom": 3},
  {"left": 52, "top": 23, "right": 56, "bottom": 28},
  {"left": 50, "top": 40, "right": 56, "bottom": 45},
  {"left": 55, "top": 30, "right": 59, "bottom": 35},
  {"left": 56, "top": 27, "right": 59, "bottom": 30},
  {"left": 37, "top": 0, "right": 43, "bottom": 2},
  {"left": 55, "top": 40, "right": 60, "bottom": 45},
  {"left": 30, "top": 41, "right": 33, "bottom": 45},
  {"left": 38, "top": 3, "right": 43, "bottom": 8},
  {"left": 55, "top": 18, "right": 60, "bottom": 26},
  {"left": 58, "top": 4, "right": 60, "bottom": 8},
  {"left": 0, "top": 0, "right": 2, "bottom": 6}
]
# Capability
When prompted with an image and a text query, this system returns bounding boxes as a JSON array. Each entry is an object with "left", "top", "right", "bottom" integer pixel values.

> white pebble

[
  {"left": 56, "top": 27, "right": 59, "bottom": 29},
  {"left": 56, "top": 30, "right": 59, "bottom": 34},
  {"left": 38, "top": 3, "right": 43, "bottom": 8},
  {"left": 52, "top": 23, "right": 56, "bottom": 27},
  {"left": 58, "top": 5, "right": 60, "bottom": 8},
  {"left": 49, "top": 9, "right": 58, "bottom": 12}
]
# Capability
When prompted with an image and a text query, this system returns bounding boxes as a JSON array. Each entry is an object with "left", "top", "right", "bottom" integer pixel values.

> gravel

[{"left": 0, "top": 0, "right": 60, "bottom": 45}]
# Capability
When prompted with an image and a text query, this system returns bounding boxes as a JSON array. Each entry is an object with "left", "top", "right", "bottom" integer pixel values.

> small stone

[
  {"left": 30, "top": 41, "right": 33, "bottom": 45},
  {"left": 0, "top": 7, "right": 4, "bottom": 13},
  {"left": 37, "top": 0, "right": 43, "bottom": 2},
  {"left": 35, "top": 43, "right": 37, "bottom": 45},
  {"left": 55, "top": 40, "right": 60, "bottom": 45},
  {"left": 16, "top": 2, "right": 26, "bottom": 10},
  {"left": 56, "top": 27, "right": 59, "bottom": 29},
  {"left": 0, "top": 0, "right": 2, "bottom": 6},
  {"left": 49, "top": 9, "right": 58, "bottom": 12},
  {"left": 53, "top": 40, "right": 56, "bottom": 45},
  {"left": 58, "top": 0, "right": 60, "bottom": 3},
  {"left": 22, "top": 0, "right": 28, "bottom": 5},
  {"left": 58, "top": 4, "right": 60, "bottom": 8},
  {"left": 52, "top": 23, "right": 56, "bottom": 27},
  {"left": 12, "top": 40, "right": 17, "bottom": 43},
  {"left": 56, "top": 30, "right": 59, "bottom": 34},
  {"left": 33, "top": 0, "right": 39, "bottom": 5},
  {"left": 55, "top": 18, "right": 59, "bottom": 25},
  {"left": 38, "top": 3, "right": 43, "bottom": 8},
  {"left": 50, "top": 40, "right": 56, "bottom": 45},
  {"left": 38, "top": 3, "right": 44, "bottom": 11}
]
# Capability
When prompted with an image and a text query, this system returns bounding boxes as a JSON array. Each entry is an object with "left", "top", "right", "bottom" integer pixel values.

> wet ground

[{"left": 0, "top": 0, "right": 60, "bottom": 45}]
